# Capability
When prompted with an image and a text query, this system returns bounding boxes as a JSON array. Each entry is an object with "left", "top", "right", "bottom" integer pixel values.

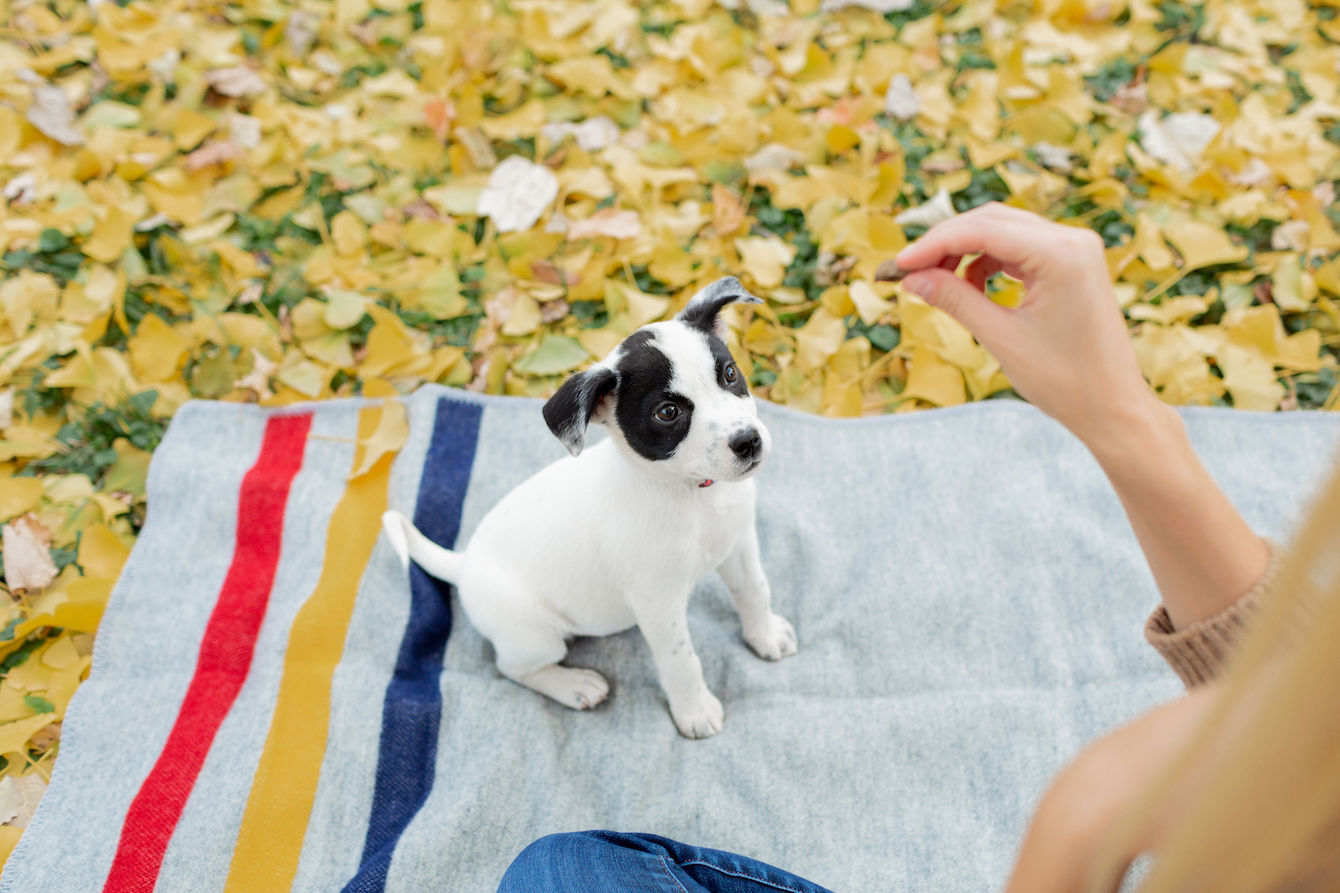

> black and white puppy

[{"left": 382, "top": 277, "right": 796, "bottom": 738}]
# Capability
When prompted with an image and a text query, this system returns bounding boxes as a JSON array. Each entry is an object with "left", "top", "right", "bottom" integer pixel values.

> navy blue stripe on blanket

[{"left": 342, "top": 397, "right": 482, "bottom": 893}]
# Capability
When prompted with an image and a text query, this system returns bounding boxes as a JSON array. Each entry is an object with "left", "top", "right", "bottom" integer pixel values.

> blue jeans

[{"left": 497, "top": 831, "right": 834, "bottom": 892}]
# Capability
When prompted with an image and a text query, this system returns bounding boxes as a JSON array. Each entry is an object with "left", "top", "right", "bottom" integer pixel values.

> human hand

[
  {"left": 894, "top": 202, "right": 1271, "bottom": 634},
  {"left": 891, "top": 203, "right": 1155, "bottom": 448}
]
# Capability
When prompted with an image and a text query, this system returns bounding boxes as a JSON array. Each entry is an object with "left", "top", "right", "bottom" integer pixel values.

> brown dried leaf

[
  {"left": 205, "top": 66, "right": 268, "bottom": 98},
  {"left": 184, "top": 141, "right": 244, "bottom": 172},
  {"left": 25, "top": 85, "right": 83, "bottom": 146},
  {"left": 2, "top": 514, "right": 58, "bottom": 592}
]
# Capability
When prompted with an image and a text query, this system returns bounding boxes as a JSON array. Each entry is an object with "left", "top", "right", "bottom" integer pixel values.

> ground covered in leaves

[{"left": 1, "top": 0, "right": 1339, "bottom": 864}]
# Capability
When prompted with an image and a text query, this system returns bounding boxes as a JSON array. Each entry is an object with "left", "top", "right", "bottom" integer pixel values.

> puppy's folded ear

[
  {"left": 542, "top": 366, "right": 618, "bottom": 457},
  {"left": 676, "top": 276, "right": 763, "bottom": 337}
]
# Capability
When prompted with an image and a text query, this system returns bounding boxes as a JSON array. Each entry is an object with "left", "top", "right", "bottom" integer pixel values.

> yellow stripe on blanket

[{"left": 224, "top": 405, "right": 397, "bottom": 892}]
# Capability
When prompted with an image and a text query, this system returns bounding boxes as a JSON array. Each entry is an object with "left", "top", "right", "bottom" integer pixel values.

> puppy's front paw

[
  {"left": 558, "top": 668, "right": 610, "bottom": 710},
  {"left": 745, "top": 613, "right": 798, "bottom": 661},
  {"left": 670, "top": 691, "right": 724, "bottom": 739},
  {"left": 520, "top": 665, "right": 610, "bottom": 711}
]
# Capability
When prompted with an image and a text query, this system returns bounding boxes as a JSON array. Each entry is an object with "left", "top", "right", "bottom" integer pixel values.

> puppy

[{"left": 382, "top": 277, "right": 797, "bottom": 738}]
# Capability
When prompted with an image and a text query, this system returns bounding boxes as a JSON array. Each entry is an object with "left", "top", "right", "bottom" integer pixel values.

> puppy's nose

[{"left": 729, "top": 428, "right": 762, "bottom": 460}]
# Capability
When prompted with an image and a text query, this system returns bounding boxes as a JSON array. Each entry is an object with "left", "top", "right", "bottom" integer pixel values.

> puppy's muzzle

[{"left": 728, "top": 427, "right": 763, "bottom": 462}]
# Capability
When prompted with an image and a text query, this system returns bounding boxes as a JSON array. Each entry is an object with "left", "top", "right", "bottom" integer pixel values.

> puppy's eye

[
  {"left": 723, "top": 363, "right": 738, "bottom": 385},
  {"left": 654, "top": 402, "right": 680, "bottom": 423}
]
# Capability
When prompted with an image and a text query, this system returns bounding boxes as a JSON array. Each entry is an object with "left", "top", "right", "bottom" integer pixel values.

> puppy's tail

[{"left": 381, "top": 510, "right": 465, "bottom": 584}]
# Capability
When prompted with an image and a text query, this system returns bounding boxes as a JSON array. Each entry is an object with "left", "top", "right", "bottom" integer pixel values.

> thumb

[{"left": 901, "top": 269, "right": 1014, "bottom": 349}]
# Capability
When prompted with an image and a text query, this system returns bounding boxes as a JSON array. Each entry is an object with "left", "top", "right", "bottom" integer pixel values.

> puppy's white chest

[{"left": 684, "top": 485, "right": 752, "bottom": 573}]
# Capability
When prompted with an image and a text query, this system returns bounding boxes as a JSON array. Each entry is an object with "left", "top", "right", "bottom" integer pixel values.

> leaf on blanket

[{"left": 348, "top": 400, "right": 409, "bottom": 480}]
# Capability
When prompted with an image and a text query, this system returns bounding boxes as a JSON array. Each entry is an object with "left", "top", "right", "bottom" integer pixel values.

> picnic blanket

[{"left": 7, "top": 385, "right": 1339, "bottom": 893}]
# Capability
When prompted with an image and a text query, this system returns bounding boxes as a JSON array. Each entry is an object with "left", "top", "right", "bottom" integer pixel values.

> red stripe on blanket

[{"left": 102, "top": 412, "right": 312, "bottom": 893}]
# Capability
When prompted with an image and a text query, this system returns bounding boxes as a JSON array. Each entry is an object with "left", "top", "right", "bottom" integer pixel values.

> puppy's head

[{"left": 542, "top": 277, "right": 772, "bottom": 484}]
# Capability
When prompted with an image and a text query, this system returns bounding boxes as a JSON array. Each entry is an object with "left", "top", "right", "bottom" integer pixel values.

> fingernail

[{"left": 902, "top": 273, "right": 931, "bottom": 296}]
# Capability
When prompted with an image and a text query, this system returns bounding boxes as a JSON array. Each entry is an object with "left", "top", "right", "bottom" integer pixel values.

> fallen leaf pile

[{"left": 2, "top": 0, "right": 1339, "bottom": 861}]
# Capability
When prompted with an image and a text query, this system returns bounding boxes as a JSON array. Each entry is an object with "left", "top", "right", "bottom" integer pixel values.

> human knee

[{"left": 497, "top": 832, "right": 599, "bottom": 892}]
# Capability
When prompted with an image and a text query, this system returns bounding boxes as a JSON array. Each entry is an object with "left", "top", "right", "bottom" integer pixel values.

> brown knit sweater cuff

[{"left": 1144, "top": 539, "right": 1283, "bottom": 689}]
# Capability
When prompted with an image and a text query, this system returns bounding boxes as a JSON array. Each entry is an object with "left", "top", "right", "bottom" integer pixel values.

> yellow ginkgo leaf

[
  {"left": 330, "top": 211, "right": 367, "bottom": 256},
  {"left": 1163, "top": 219, "right": 1249, "bottom": 270},
  {"left": 0, "top": 715, "right": 56, "bottom": 761},
  {"left": 77, "top": 523, "right": 131, "bottom": 580},
  {"left": 275, "top": 353, "right": 329, "bottom": 398},
  {"left": 901, "top": 345, "right": 967, "bottom": 407},
  {"left": 103, "top": 439, "right": 153, "bottom": 496},
  {"left": 1270, "top": 256, "right": 1314, "bottom": 313},
  {"left": 1222, "top": 306, "right": 1322, "bottom": 373},
  {"left": 0, "top": 476, "right": 44, "bottom": 523},
  {"left": 735, "top": 236, "right": 798, "bottom": 291},
  {"left": 605, "top": 282, "right": 669, "bottom": 329},
  {"left": 794, "top": 308, "right": 846, "bottom": 372},
  {"left": 1, "top": 271, "right": 60, "bottom": 339},
  {"left": 1218, "top": 344, "right": 1284, "bottom": 412},
  {"left": 359, "top": 306, "right": 430, "bottom": 380},
  {"left": 501, "top": 292, "right": 543, "bottom": 337},
  {"left": 349, "top": 399, "right": 409, "bottom": 480},
  {"left": 323, "top": 289, "right": 370, "bottom": 330},
  {"left": 1134, "top": 213, "right": 1175, "bottom": 272},
  {"left": 848, "top": 281, "right": 892, "bottom": 327},
  {"left": 128, "top": 313, "right": 190, "bottom": 382},
  {"left": 83, "top": 206, "right": 134, "bottom": 263},
  {"left": 546, "top": 56, "right": 635, "bottom": 100}
]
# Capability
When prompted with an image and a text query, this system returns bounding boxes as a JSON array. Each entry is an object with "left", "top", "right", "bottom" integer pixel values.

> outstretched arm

[
  {"left": 892, "top": 204, "right": 1269, "bottom": 631},
  {"left": 1082, "top": 400, "right": 1269, "bottom": 630}
]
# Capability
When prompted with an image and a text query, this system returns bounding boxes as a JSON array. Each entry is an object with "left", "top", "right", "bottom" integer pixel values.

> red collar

[{"left": 698, "top": 479, "right": 714, "bottom": 488}]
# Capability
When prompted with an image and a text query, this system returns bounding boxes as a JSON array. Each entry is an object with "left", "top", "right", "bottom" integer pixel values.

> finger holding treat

[{"left": 882, "top": 203, "right": 1151, "bottom": 448}]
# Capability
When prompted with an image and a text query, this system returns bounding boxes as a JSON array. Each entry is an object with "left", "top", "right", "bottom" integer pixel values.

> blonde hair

[{"left": 1092, "top": 456, "right": 1340, "bottom": 892}]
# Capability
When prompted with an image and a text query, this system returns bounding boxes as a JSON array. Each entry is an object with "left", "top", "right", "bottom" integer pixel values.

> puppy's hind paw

[
  {"left": 745, "top": 613, "right": 798, "bottom": 661},
  {"left": 670, "top": 691, "right": 725, "bottom": 739}
]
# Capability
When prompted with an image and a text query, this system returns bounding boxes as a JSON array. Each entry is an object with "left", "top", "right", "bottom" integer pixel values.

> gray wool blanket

[{"left": 6, "top": 386, "right": 1339, "bottom": 892}]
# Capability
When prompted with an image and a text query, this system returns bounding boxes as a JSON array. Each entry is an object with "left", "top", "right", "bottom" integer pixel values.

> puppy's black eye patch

[
  {"left": 616, "top": 331, "right": 694, "bottom": 461},
  {"left": 706, "top": 335, "right": 749, "bottom": 397}
]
